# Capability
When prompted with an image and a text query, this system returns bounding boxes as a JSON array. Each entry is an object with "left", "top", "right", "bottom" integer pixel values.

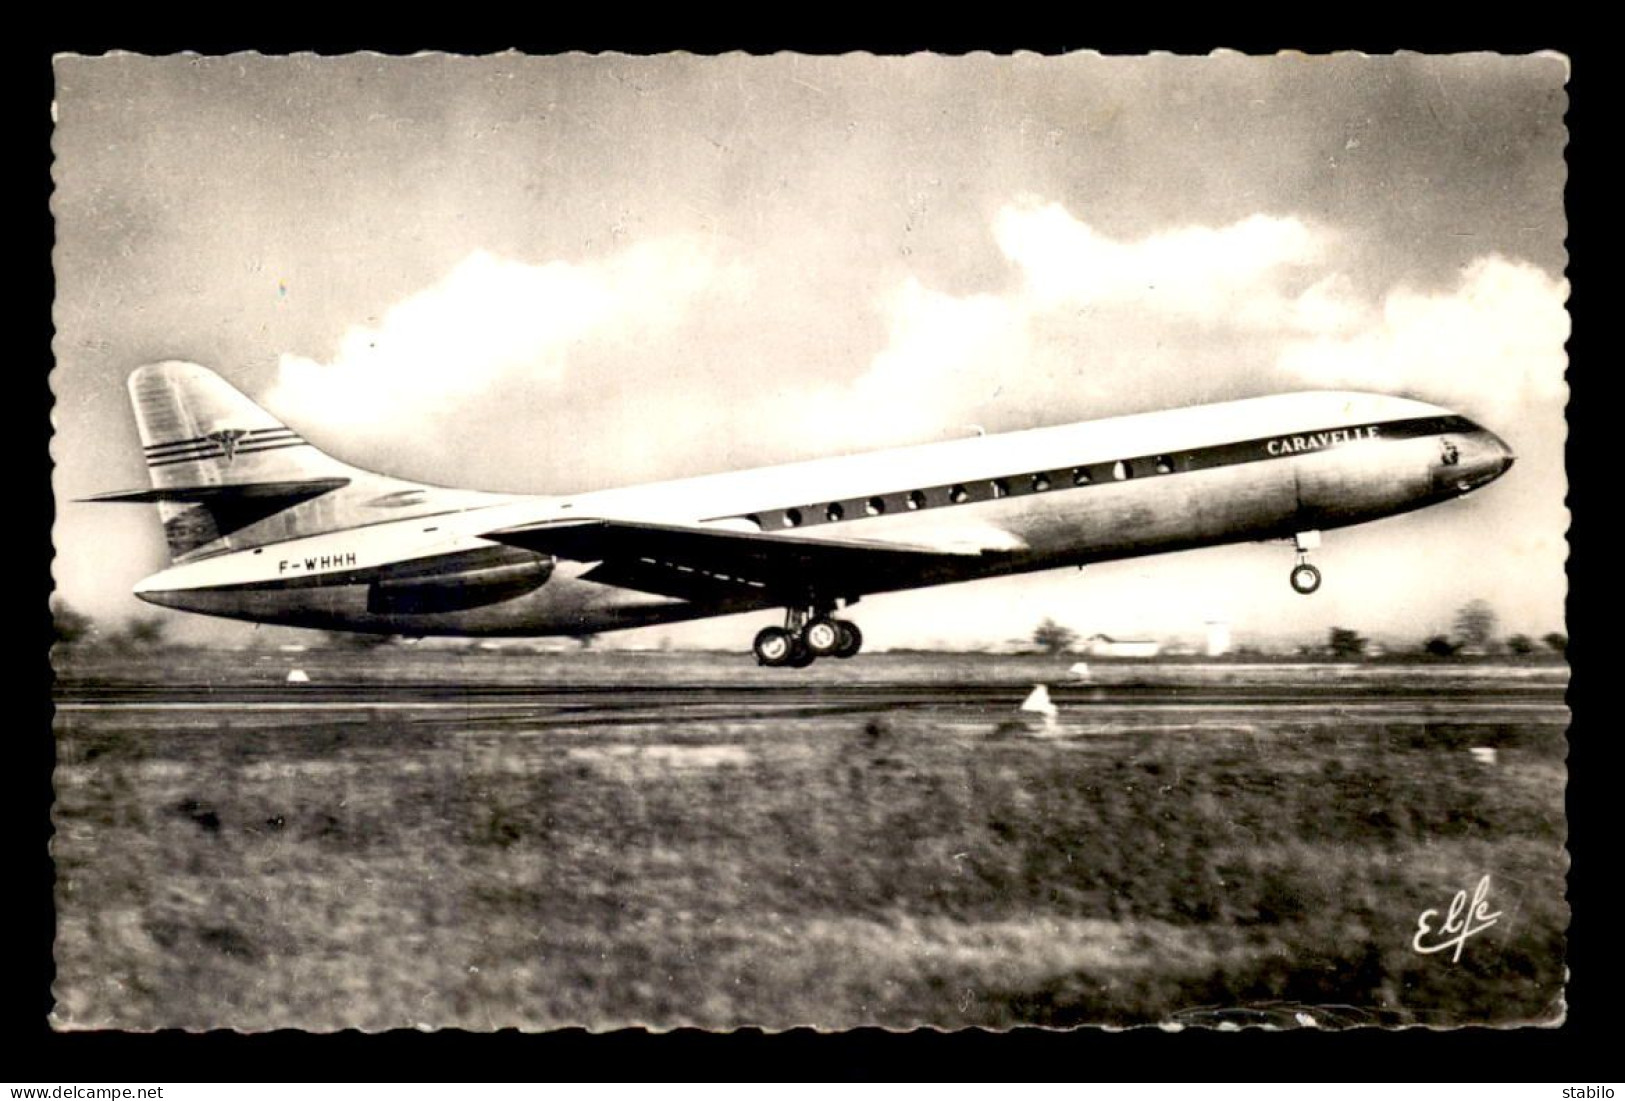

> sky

[{"left": 50, "top": 52, "right": 1570, "bottom": 651}]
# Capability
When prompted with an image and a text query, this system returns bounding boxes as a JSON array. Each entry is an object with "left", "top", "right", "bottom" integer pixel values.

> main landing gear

[
  {"left": 1289, "top": 530, "right": 1322, "bottom": 595},
  {"left": 753, "top": 606, "right": 864, "bottom": 667}
]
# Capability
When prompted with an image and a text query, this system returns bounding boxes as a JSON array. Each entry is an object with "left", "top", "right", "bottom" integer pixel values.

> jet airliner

[{"left": 91, "top": 362, "right": 1515, "bottom": 666}]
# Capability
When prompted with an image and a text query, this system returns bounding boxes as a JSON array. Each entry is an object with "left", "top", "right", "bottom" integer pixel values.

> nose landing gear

[
  {"left": 753, "top": 605, "right": 864, "bottom": 666},
  {"left": 1289, "top": 530, "right": 1322, "bottom": 594}
]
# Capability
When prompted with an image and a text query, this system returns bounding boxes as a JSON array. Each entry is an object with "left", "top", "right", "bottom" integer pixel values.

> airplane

[{"left": 88, "top": 361, "right": 1516, "bottom": 667}]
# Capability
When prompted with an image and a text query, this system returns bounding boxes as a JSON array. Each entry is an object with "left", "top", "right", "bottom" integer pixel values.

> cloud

[
  {"left": 268, "top": 239, "right": 743, "bottom": 431},
  {"left": 821, "top": 202, "right": 1364, "bottom": 445},
  {"left": 839, "top": 203, "right": 1566, "bottom": 446},
  {"left": 1277, "top": 256, "right": 1570, "bottom": 419},
  {"left": 991, "top": 200, "right": 1349, "bottom": 331},
  {"left": 828, "top": 277, "right": 1032, "bottom": 441}
]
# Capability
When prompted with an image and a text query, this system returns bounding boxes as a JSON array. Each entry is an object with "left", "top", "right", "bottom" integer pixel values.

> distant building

[
  {"left": 525, "top": 638, "right": 582, "bottom": 654},
  {"left": 1083, "top": 634, "right": 1161, "bottom": 659}
]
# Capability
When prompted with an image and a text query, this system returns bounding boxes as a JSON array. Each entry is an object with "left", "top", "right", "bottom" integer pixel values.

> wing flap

[{"left": 578, "top": 558, "right": 772, "bottom": 606}]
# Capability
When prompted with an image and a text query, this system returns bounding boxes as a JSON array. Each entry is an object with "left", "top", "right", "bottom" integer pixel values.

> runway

[{"left": 55, "top": 679, "right": 1570, "bottom": 726}]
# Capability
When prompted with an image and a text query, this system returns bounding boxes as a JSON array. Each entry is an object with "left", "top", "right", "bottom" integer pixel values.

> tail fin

[
  {"left": 95, "top": 361, "right": 374, "bottom": 561},
  {"left": 130, "top": 361, "right": 358, "bottom": 489}
]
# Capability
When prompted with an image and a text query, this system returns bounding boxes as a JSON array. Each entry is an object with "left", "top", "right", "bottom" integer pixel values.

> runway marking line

[{"left": 56, "top": 700, "right": 1568, "bottom": 717}]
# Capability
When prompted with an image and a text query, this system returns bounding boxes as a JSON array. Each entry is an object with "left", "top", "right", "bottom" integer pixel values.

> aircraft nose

[
  {"left": 1494, "top": 433, "right": 1517, "bottom": 474},
  {"left": 1447, "top": 427, "right": 1515, "bottom": 494},
  {"left": 1479, "top": 428, "right": 1516, "bottom": 476}
]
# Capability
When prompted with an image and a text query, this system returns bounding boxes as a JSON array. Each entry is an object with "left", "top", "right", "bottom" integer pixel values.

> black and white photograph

[{"left": 49, "top": 51, "right": 1569, "bottom": 1032}]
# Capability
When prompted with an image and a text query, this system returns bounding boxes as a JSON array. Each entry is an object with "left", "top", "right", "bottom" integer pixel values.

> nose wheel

[
  {"left": 1289, "top": 530, "right": 1322, "bottom": 595},
  {"left": 754, "top": 607, "right": 864, "bottom": 666}
]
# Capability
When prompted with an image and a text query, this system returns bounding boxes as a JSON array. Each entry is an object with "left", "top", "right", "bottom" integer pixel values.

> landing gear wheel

[
  {"left": 804, "top": 616, "right": 843, "bottom": 657},
  {"left": 786, "top": 641, "right": 817, "bottom": 668},
  {"left": 832, "top": 619, "right": 863, "bottom": 659},
  {"left": 753, "top": 626, "right": 796, "bottom": 666},
  {"left": 1290, "top": 562, "right": 1322, "bottom": 595}
]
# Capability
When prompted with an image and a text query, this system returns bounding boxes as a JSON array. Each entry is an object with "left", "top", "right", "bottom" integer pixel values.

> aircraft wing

[{"left": 482, "top": 517, "right": 1020, "bottom": 605}]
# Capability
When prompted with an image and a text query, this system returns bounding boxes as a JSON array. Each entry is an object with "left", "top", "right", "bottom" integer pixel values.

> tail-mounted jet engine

[{"left": 367, "top": 548, "right": 555, "bottom": 615}]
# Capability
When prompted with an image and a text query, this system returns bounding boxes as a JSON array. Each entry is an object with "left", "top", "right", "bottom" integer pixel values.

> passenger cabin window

[
  {"left": 866, "top": 496, "right": 886, "bottom": 516},
  {"left": 1032, "top": 473, "right": 1051, "bottom": 492},
  {"left": 782, "top": 508, "right": 803, "bottom": 528},
  {"left": 1072, "top": 467, "right": 1091, "bottom": 486},
  {"left": 826, "top": 502, "right": 845, "bottom": 522},
  {"left": 949, "top": 484, "right": 969, "bottom": 504},
  {"left": 1154, "top": 455, "right": 1174, "bottom": 475},
  {"left": 1113, "top": 461, "right": 1131, "bottom": 481},
  {"left": 991, "top": 478, "right": 1009, "bottom": 499},
  {"left": 907, "top": 490, "right": 927, "bottom": 510}
]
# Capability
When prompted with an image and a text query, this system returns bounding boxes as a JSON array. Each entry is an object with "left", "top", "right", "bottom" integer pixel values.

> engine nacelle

[{"left": 367, "top": 550, "right": 554, "bottom": 615}]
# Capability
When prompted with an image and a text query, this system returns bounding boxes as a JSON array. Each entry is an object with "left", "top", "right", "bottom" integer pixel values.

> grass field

[{"left": 51, "top": 651, "right": 1569, "bottom": 1030}]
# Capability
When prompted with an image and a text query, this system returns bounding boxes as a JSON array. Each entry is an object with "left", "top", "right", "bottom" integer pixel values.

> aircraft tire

[
  {"left": 1290, "top": 563, "right": 1322, "bottom": 595},
  {"left": 804, "top": 616, "right": 843, "bottom": 656},
  {"left": 833, "top": 619, "right": 863, "bottom": 659},
  {"left": 753, "top": 626, "right": 796, "bottom": 666}
]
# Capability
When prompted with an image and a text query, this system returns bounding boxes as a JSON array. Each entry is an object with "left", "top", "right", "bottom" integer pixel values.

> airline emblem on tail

[{"left": 206, "top": 428, "right": 249, "bottom": 463}]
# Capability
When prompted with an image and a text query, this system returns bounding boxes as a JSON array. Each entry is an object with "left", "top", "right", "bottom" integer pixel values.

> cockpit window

[{"left": 1441, "top": 439, "right": 1460, "bottom": 466}]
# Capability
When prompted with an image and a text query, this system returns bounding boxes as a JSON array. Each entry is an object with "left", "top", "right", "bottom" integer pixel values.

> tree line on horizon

[{"left": 1031, "top": 598, "right": 1566, "bottom": 660}]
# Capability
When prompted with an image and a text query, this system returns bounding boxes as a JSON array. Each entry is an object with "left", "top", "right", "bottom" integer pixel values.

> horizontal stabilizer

[
  {"left": 81, "top": 478, "right": 350, "bottom": 505},
  {"left": 85, "top": 477, "right": 353, "bottom": 554}
]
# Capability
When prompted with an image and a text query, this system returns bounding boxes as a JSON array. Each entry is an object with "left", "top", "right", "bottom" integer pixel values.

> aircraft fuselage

[{"left": 131, "top": 389, "right": 1514, "bottom": 639}]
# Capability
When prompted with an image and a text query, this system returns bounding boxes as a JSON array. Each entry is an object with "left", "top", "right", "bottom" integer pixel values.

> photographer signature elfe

[{"left": 1413, "top": 874, "right": 1502, "bottom": 963}]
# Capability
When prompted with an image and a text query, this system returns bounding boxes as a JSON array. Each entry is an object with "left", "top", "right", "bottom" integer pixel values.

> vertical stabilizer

[{"left": 131, "top": 361, "right": 358, "bottom": 489}]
